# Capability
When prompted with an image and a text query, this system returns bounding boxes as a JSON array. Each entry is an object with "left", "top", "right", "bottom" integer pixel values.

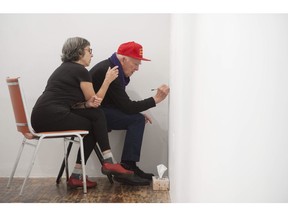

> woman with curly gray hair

[{"left": 31, "top": 37, "right": 133, "bottom": 189}]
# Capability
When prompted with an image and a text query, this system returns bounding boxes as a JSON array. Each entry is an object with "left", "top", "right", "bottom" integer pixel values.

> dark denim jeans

[{"left": 101, "top": 107, "right": 145, "bottom": 162}]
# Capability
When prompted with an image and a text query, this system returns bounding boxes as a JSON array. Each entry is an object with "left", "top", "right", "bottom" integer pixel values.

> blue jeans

[{"left": 101, "top": 107, "right": 145, "bottom": 162}]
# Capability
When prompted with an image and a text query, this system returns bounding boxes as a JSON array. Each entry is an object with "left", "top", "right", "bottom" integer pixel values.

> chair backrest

[{"left": 6, "top": 77, "right": 34, "bottom": 139}]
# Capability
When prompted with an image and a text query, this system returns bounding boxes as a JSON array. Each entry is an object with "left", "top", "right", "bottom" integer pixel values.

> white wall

[
  {"left": 0, "top": 14, "right": 170, "bottom": 178},
  {"left": 169, "top": 14, "right": 288, "bottom": 202}
]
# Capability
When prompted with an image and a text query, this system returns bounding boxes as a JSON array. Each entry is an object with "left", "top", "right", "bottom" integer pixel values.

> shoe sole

[
  {"left": 113, "top": 176, "right": 150, "bottom": 186},
  {"left": 133, "top": 173, "right": 154, "bottom": 181},
  {"left": 67, "top": 183, "right": 97, "bottom": 189},
  {"left": 67, "top": 184, "right": 84, "bottom": 190},
  {"left": 101, "top": 167, "right": 134, "bottom": 177},
  {"left": 67, "top": 185, "right": 97, "bottom": 190}
]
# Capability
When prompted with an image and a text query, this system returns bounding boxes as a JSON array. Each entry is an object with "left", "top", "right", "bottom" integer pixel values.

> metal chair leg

[
  {"left": 20, "top": 137, "right": 43, "bottom": 195},
  {"left": 56, "top": 140, "right": 73, "bottom": 184},
  {"left": 7, "top": 138, "right": 26, "bottom": 188}
]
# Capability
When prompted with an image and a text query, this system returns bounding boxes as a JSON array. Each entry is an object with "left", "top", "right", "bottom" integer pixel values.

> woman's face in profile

[{"left": 79, "top": 46, "right": 93, "bottom": 67}]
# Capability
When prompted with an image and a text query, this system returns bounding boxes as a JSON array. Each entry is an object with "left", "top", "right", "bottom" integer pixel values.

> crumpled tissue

[{"left": 157, "top": 164, "right": 167, "bottom": 179}]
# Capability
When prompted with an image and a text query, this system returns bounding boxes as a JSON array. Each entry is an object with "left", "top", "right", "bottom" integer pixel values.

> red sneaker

[
  {"left": 101, "top": 163, "right": 134, "bottom": 176},
  {"left": 67, "top": 175, "right": 97, "bottom": 189}
]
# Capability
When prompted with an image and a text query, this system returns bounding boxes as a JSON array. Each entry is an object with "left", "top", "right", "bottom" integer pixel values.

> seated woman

[{"left": 31, "top": 37, "right": 133, "bottom": 189}]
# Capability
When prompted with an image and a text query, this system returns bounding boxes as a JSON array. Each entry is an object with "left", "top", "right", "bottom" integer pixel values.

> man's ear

[{"left": 121, "top": 57, "right": 126, "bottom": 63}]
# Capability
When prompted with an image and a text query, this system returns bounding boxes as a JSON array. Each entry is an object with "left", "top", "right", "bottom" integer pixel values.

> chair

[{"left": 6, "top": 77, "right": 89, "bottom": 195}]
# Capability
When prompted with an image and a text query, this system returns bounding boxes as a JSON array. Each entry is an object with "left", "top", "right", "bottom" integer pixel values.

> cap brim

[
  {"left": 140, "top": 57, "right": 151, "bottom": 61},
  {"left": 117, "top": 52, "right": 151, "bottom": 61},
  {"left": 133, "top": 56, "right": 151, "bottom": 61}
]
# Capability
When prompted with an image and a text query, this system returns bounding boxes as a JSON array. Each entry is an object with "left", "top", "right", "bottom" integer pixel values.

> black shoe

[
  {"left": 113, "top": 175, "right": 150, "bottom": 186},
  {"left": 121, "top": 163, "right": 154, "bottom": 180}
]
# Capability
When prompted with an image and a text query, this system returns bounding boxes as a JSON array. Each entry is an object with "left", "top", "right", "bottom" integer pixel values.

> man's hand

[
  {"left": 153, "top": 84, "right": 170, "bottom": 104},
  {"left": 142, "top": 113, "right": 152, "bottom": 124}
]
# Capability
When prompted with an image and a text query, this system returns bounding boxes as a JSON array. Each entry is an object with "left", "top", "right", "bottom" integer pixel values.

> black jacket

[{"left": 89, "top": 58, "right": 156, "bottom": 114}]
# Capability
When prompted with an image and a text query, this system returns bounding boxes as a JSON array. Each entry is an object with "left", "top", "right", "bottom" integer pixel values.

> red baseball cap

[{"left": 117, "top": 41, "right": 151, "bottom": 61}]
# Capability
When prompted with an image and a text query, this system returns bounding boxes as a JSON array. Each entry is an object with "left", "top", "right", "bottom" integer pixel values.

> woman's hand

[
  {"left": 86, "top": 95, "right": 103, "bottom": 108},
  {"left": 105, "top": 66, "right": 119, "bottom": 84}
]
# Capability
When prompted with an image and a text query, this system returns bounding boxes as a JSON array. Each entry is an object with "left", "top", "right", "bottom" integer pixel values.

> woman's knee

[
  {"left": 93, "top": 109, "right": 107, "bottom": 122},
  {"left": 78, "top": 108, "right": 106, "bottom": 122}
]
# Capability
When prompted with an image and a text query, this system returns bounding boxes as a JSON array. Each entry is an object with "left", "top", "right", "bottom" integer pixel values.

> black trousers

[{"left": 31, "top": 107, "right": 110, "bottom": 164}]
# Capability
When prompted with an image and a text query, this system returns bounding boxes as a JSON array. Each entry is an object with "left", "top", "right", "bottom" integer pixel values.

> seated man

[{"left": 89, "top": 41, "right": 170, "bottom": 185}]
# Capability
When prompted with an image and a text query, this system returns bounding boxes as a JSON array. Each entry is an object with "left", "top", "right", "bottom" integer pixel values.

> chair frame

[{"left": 6, "top": 77, "right": 89, "bottom": 195}]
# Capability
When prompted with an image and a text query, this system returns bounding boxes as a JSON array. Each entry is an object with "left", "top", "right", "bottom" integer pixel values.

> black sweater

[{"left": 89, "top": 58, "right": 156, "bottom": 114}]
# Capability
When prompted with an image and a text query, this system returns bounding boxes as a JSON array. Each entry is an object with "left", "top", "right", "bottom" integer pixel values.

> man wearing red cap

[{"left": 89, "top": 41, "right": 169, "bottom": 185}]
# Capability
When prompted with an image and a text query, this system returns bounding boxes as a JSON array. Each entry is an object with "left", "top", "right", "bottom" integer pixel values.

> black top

[
  {"left": 89, "top": 58, "right": 156, "bottom": 114},
  {"left": 33, "top": 62, "right": 91, "bottom": 111}
]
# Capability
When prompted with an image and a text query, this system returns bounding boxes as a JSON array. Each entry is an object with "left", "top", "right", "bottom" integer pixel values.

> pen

[{"left": 151, "top": 88, "right": 157, "bottom": 91}]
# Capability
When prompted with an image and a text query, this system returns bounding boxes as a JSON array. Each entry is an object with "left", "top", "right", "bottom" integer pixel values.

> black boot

[{"left": 121, "top": 161, "right": 154, "bottom": 180}]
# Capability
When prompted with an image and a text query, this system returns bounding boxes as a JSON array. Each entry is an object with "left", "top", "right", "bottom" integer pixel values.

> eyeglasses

[{"left": 84, "top": 48, "right": 93, "bottom": 54}]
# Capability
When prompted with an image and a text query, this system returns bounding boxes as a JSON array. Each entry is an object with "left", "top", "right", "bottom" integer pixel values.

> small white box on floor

[{"left": 152, "top": 176, "right": 170, "bottom": 191}]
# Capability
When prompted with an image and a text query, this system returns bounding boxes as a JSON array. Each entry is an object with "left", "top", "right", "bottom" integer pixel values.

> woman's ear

[{"left": 78, "top": 49, "right": 83, "bottom": 56}]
